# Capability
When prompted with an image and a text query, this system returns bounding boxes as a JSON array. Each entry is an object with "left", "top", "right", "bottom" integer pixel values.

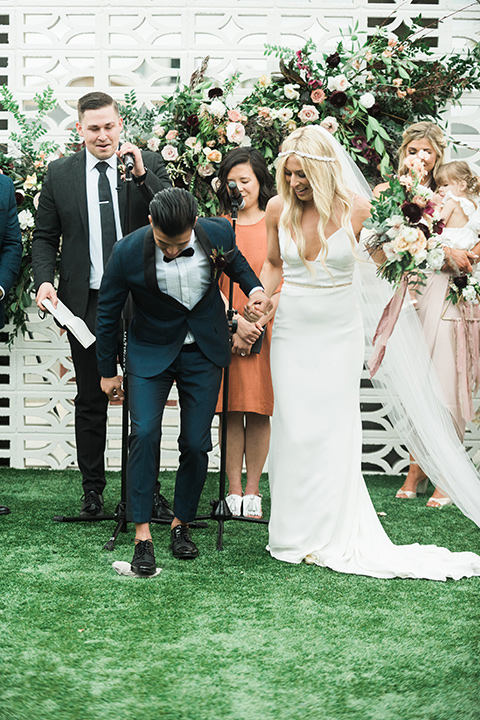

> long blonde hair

[
  {"left": 435, "top": 160, "right": 480, "bottom": 201},
  {"left": 276, "top": 126, "right": 355, "bottom": 269},
  {"left": 398, "top": 121, "right": 447, "bottom": 190}
]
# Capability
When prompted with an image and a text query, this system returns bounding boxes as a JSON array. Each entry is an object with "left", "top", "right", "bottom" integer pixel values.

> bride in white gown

[{"left": 245, "top": 126, "right": 480, "bottom": 580}]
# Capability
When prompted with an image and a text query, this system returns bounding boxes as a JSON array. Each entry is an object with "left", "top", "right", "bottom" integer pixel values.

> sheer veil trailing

[{"left": 312, "top": 125, "right": 480, "bottom": 528}]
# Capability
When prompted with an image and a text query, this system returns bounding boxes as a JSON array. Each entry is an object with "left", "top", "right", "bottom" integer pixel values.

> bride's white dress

[{"left": 268, "top": 226, "right": 480, "bottom": 580}]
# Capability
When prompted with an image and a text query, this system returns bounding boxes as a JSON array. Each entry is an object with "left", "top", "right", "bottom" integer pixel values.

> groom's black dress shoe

[
  {"left": 80, "top": 491, "right": 104, "bottom": 517},
  {"left": 131, "top": 540, "right": 156, "bottom": 576},
  {"left": 0, "top": 505, "right": 11, "bottom": 515},
  {"left": 152, "top": 491, "right": 174, "bottom": 521},
  {"left": 170, "top": 525, "right": 199, "bottom": 559}
]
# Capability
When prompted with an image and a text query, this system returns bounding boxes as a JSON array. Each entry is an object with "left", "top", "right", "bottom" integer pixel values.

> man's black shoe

[
  {"left": 80, "top": 491, "right": 104, "bottom": 517},
  {"left": 170, "top": 524, "right": 199, "bottom": 559},
  {"left": 152, "top": 491, "right": 174, "bottom": 521},
  {"left": 131, "top": 540, "right": 156, "bottom": 576},
  {"left": 0, "top": 505, "right": 11, "bottom": 515}
]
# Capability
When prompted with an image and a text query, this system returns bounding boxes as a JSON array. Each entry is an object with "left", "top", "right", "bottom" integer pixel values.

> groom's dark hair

[{"left": 149, "top": 188, "right": 198, "bottom": 237}]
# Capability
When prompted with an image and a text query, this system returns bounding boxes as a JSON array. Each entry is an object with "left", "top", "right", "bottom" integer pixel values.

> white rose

[
  {"left": 383, "top": 242, "right": 399, "bottom": 260},
  {"left": 414, "top": 249, "right": 428, "bottom": 264},
  {"left": 386, "top": 226, "right": 400, "bottom": 240},
  {"left": 359, "top": 92, "right": 375, "bottom": 109},
  {"left": 386, "top": 214, "right": 405, "bottom": 228},
  {"left": 209, "top": 99, "right": 227, "bottom": 118},
  {"left": 226, "top": 122, "right": 246, "bottom": 145},
  {"left": 416, "top": 185, "right": 434, "bottom": 199},
  {"left": 277, "top": 107, "right": 294, "bottom": 123},
  {"left": 284, "top": 84, "right": 300, "bottom": 100},
  {"left": 463, "top": 285, "right": 478, "bottom": 303},
  {"left": 153, "top": 124, "right": 165, "bottom": 137},
  {"left": 147, "top": 137, "right": 161, "bottom": 152},
  {"left": 18, "top": 209, "right": 35, "bottom": 230},
  {"left": 426, "top": 247, "right": 445, "bottom": 271},
  {"left": 327, "top": 74, "right": 350, "bottom": 92},
  {"left": 161, "top": 144, "right": 179, "bottom": 162},
  {"left": 320, "top": 116, "right": 339, "bottom": 134}
]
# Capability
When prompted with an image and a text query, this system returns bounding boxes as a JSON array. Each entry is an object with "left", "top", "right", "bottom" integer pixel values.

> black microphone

[
  {"left": 228, "top": 181, "right": 245, "bottom": 210},
  {"left": 123, "top": 153, "right": 135, "bottom": 171}
]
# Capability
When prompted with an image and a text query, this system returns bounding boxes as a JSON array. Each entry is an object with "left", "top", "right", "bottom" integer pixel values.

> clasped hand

[
  {"left": 243, "top": 290, "right": 272, "bottom": 322},
  {"left": 232, "top": 316, "right": 263, "bottom": 356},
  {"left": 101, "top": 375, "right": 124, "bottom": 402}
]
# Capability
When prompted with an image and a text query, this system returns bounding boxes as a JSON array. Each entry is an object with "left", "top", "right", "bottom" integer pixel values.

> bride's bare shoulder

[{"left": 266, "top": 195, "right": 283, "bottom": 214}]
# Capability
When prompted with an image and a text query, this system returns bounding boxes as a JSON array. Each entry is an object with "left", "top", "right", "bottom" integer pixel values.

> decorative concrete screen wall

[{"left": 0, "top": 0, "right": 479, "bottom": 472}]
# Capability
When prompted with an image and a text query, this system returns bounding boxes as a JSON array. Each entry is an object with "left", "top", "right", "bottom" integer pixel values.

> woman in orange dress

[{"left": 215, "top": 148, "right": 279, "bottom": 518}]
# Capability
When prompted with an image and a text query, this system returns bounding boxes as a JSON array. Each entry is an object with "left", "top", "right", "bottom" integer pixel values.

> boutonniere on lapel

[
  {"left": 210, "top": 247, "right": 235, "bottom": 280},
  {"left": 118, "top": 163, "right": 126, "bottom": 181}
]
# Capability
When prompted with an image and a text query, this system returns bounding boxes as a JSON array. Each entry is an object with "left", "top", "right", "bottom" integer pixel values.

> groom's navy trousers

[
  {"left": 96, "top": 217, "right": 261, "bottom": 524},
  {"left": 128, "top": 344, "right": 222, "bottom": 523}
]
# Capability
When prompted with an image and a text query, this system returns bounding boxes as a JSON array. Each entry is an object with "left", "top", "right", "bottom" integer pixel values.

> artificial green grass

[{"left": 1, "top": 468, "right": 479, "bottom": 720}]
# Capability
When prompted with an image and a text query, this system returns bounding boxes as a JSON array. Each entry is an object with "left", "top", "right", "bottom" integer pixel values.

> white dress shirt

[
  {"left": 85, "top": 149, "right": 123, "bottom": 289},
  {"left": 155, "top": 229, "right": 211, "bottom": 344}
]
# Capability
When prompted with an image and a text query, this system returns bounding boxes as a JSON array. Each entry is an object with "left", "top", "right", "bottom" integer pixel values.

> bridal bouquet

[
  {"left": 363, "top": 154, "right": 445, "bottom": 289},
  {"left": 447, "top": 274, "right": 480, "bottom": 306}
]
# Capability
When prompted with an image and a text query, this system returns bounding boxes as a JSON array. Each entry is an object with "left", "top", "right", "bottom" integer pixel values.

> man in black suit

[
  {"left": 96, "top": 188, "right": 271, "bottom": 573},
  {"left": 32, "top": 91, "right": 172, "bottom": 517},
  {"left": 0, "top": 174, "right": 22, "bottom": 515}
]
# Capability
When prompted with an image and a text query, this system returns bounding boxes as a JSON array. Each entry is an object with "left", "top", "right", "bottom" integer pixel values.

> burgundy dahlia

[
  {"left": 326, "top": 52, "right": 341, "bottom": 69},
  {"left": 368, "top": 103, "right": 381, "bottom": 117},
  {"left": 454, "top": 275, "right": 468, "bottom": 290},
  {"left": 401, "top": 202, "right": 423, "bottom": 224},
  {"left": 208, "top": 87, "right": 223, "bottom": 99},
  {"left": 329, "top": 91, "right": 348, "bottom": 109}
]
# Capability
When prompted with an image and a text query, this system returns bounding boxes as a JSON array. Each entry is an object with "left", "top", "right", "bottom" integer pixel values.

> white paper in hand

[{"left": 42, "top": 298, "right": 96, "bottom": 348}]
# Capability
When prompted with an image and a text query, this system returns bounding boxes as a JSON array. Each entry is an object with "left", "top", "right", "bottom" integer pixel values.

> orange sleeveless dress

[{"left": 215, "top": 216, "right": 274, "bottom": 416}]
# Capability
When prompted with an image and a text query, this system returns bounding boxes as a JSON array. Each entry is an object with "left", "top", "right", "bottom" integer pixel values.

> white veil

[{"left": 313, "top": 124, "right": 480, "bottom": 528}]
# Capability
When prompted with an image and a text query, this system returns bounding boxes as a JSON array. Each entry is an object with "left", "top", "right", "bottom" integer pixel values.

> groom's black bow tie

[{"left": 163, "top": 247, "right": 195, "bottom": 263}]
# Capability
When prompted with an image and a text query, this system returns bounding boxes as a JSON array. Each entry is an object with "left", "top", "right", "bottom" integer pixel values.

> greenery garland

[{"left": 1, "top": 15, "right": 480, "bottom": 340}]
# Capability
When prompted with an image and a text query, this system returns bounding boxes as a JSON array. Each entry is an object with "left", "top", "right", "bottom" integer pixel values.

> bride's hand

[{"left": 444, "top": 248, "right": 477, "bottom": 275}]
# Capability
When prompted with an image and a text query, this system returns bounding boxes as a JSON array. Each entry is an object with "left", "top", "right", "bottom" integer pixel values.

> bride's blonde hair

[{"left": 276, "top": 126, "right": 355, "bottom": 269}]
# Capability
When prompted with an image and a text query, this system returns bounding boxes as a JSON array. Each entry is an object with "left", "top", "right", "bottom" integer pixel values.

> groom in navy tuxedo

[{"left": 96, "top": 187, "right": 271, "bottom": 573}]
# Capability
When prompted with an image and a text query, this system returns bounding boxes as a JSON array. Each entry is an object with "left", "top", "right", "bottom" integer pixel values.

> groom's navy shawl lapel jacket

[{"left": 96, "top": 217, "right": 261, "bottom": 378}]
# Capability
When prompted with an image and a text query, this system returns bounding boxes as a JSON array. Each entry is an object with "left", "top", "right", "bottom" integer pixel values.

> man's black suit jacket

[
  {"left": 32, "top": 148, "right": 171, "bottom": 319},
  {"left": 0, "top": 175, "right": 22, "bottom": 329},
  {"left": 96, "top": 218, "right": 261, "bottom": 379}
]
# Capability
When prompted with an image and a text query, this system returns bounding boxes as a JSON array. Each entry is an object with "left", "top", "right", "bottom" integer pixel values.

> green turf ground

[{"left": 1, "top": 468, "right": 479, "bottom": 720}]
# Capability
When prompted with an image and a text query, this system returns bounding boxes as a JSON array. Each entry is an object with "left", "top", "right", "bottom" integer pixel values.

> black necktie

[
  {"left": 163, "top": 247, "right": 195, "bottom": 263},
  {"left": 96, "top": 161, "right": 117, "bottom": 267}
]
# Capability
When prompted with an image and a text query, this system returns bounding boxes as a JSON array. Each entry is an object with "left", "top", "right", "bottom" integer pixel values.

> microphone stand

[{"left": 200, "top": 193, "right": 268, "bottom": 551}]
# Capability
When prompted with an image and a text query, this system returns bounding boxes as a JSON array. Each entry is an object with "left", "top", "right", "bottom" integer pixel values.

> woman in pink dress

[{"left": 376, "top": 123, "right": 480, "bottom": 507}]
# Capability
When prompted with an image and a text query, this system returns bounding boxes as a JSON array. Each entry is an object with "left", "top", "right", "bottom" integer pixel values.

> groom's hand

[
  {"left": 244, "top": 290, "right": 272, "bottom": 321},
  {"left": 101, "top": 375, "right": 124, "bottom": 402}
]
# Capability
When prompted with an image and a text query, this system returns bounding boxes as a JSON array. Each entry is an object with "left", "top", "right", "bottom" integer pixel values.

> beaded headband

[{"left": 278, "top": 149, "right": 335, "bottom": 162}]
